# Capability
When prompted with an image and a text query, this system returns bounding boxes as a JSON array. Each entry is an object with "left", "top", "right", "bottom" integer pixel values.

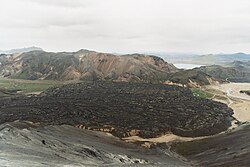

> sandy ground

[
  {"left": 208, "top": 83, "right": 250, "bottom": 122},
  {"left": 123, "top": 133, "right": 210, "bottom": 145}
]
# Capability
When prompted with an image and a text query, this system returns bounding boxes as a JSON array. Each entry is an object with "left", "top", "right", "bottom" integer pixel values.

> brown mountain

[
  {"left": 0, "top": 49, "right": 224, "bottom": 87},
  {"left": 0, "top": 49, "right": 177, "bottom": 82}
]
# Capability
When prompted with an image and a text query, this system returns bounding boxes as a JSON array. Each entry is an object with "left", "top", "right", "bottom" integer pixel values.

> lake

[{"left": 174, "top": 63, "right": 205, "bottom": 69}]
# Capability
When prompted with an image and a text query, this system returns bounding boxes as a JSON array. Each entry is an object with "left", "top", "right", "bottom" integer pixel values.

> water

[{"left": 174, "top": 63, "right": 205, "bottom": 69}]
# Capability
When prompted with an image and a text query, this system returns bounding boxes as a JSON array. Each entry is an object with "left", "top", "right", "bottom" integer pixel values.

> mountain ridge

[
  {"left": 0, "top": 49, "right": 177, "bottom": 82},
  {"left": 0, "top": 47, "right": 43, "bottom": 54},
  {"left": 156, "top": 52, "right": 250, "bottom": 65},
  {"left": 0, "top": 49, "right": 225, "bottom": 87}
]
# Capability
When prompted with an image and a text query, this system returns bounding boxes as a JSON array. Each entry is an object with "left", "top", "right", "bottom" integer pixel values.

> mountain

[
  {"left": 229, "top": 60, "right": 250, "bottom": 72},
  {"left": 0, "top": 54, "right": 8, "bottom": 66},
  {"left": 196, "top": 53, "right": 250, "bottom": 65},
  {"left": 0, "top": 49, "right": 177, "bottom": 82},
  {"left": 156, "top": 52, "right": 250, "bottom": 65},
  {"left": 197, "top": 65, "right": 247, "bottom": 80},
  {"left": 0, "top": 49, "right": 223, "bottom": 87},
  {"left": 164, "top": 69, "right": 222, "bottom": 87},
  {"left": 196, "top": 62, "right": 250, "bottom": 82},
  {"left": 147, "top": 52, "right": 200, "bottom": 64},
  {"left": 0, "top": 47, "right": 43, "bottom": 54}
]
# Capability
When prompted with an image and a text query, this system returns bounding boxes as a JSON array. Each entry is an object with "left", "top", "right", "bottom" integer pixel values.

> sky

[{"left": 0, "top": 0, "right": 250, "bottom": 54}]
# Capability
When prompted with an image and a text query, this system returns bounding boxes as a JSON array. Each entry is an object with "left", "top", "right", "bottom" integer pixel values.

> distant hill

[
  {"left": 195, "top": 63, "right": 250, "bottom": 82},
  {"left": 197, "top": 53, "right": 250, "bottom": 65},
  {"left": 156, "top": 52, "right": 250, "bottom": 65},
  {"left": 229, "top": 60, "right": 250, "bottom": 72},
  {"left": 0, "top": 47, "right": 43, "bottom": 54},
  {"left": 164, "top": 69, "right": 222, "bottom": 87},
  {"left": 158, "top": 52, "right": 250, "bottom": 83}
]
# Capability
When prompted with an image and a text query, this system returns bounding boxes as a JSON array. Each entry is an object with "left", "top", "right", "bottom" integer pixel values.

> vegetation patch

[
  {"left": 191, "top": 88, "right": 214, "bottom": 99},
  {"left": 0, "top": 78, "right": 61, "bottom": 95}
]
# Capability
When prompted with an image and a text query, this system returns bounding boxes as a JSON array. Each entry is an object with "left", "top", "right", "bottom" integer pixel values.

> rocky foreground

[
  {"left": 0, "top": 81, "right": 233, "bottom": 138},
  {"left": 0, "top": 121, "right": 189, "bottom": 167}
]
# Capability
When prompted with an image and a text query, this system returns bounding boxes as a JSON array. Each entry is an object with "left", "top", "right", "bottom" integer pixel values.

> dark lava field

[{"left": 0, "top": 81, "right": 233, "bottom": 138}]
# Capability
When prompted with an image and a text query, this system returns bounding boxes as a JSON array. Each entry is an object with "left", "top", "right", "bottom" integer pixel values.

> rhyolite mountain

[
  {"left": 0, "top": 50, "right": 178, "bottom": 82},
  {"left": 0, "top": 49, "right": 222, "bottom": 87}
]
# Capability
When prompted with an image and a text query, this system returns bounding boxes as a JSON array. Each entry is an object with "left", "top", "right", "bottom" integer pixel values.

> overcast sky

[{"left": 0, "top": 0, "right": 250, "bottom": 54}]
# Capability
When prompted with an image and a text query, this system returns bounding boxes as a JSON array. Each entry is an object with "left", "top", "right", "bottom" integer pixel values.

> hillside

[
  {"left": 196, "top": 64, "right": 250, "bottom": 82},
  {"left": 0, "top": 121, "right": 187, "bottom": 167},
  {"left": 164, "top": 69, "right": 222, "bottom": 87},
  {"left": 0, "top": 49, "right": 225, "bottom": 87},
  {"left": 229, "top": 60, "right": 250, "bottom": 72},
  {"left": 171, "top": 124, "right": 250, "bottom": 167},
  {"left": 0, "top": 50, "right": 177, "bottom": 82}
]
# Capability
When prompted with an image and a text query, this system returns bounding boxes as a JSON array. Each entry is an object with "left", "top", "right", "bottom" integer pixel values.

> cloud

[
  {"left": 23, "top": 0, "right": 92, "bottom": 8},
  {"left": 0, "top": 0, "right": 250, "bottom": 53}
]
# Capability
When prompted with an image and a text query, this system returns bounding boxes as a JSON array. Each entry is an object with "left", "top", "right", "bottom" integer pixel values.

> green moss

[
  {"left": 191, "top": 88, "right": 214, "bottom": 99},
  {"left": 0, "top": 78, "right": 62, "bottom": 94}
]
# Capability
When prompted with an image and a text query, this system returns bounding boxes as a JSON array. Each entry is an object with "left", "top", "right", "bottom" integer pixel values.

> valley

[
  {"left": 2, "top": 0, "right": 250, "bottom": 166},
  {"left": 0, "top": 50, "right": 250, "bottom": 166}
]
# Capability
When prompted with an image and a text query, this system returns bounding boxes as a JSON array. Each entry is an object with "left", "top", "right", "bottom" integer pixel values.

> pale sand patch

[
  {"left": 123, "top": 134, "right": 207, "bottom": 144},
  {"left": 27, "top": 91, "right": 42, "bottom": 95},
  {"left": 207, "top": 83, "right": 250, "bottom": 122}
]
